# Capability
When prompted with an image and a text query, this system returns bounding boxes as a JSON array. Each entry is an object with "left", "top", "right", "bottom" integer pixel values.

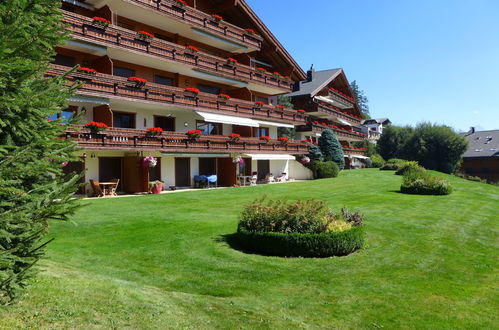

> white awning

[
  {"left": 69, "top": 96, "right": 109, "bottom": 105},
  {"left": 352, "top": 155, "right": 369, "bottom": 159},
  {"left": 255, "top": 120, "right": 294, "bottom": 128},
  {"left": 245, "top": 154, "right": 295, "bottom": 160},
  {"left": 335, "top": 117, "right": 352, "bottom": 126},
  {"left": 161, "top": 153, "right": 230, "bottom": 158},
  {"left": 196, "top": 111, "right": 259, "bottom": 127}
]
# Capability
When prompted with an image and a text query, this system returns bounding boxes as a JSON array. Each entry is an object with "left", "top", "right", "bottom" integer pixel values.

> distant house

[
  {"left": 461, "top": 128, "right": 499, "bottom": 182},
  {"left": 361, "top": 118, "right": 391, "bottom": 144}
]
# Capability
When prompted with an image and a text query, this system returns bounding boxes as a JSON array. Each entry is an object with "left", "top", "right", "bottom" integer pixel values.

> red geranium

[
  {"left": 92, "top": 17, "right": 110, "bottom": 26},
  {"left": 227, "top": 57, "right": 238, "bottom": 65},
  {"left": 147, "top": 127, "right": 163, "bottom": 136},
  {"left": 228, "top": 133, "right": 241, "bottom": 141},
  {"left": 186, "top": 129, "right": 202, "bottom": 138},
  {"left": 85, "top": 121, "right": 108, "bottom": 132},
  {"left": 244, "top": 28, "right": 256, "bottom": 34},
  {"left": 127, "top": 76, "right": 147, "bottom": 83},
  {"left": 137, "top": 30, "right": 154, "bottom": 39},
  {"left": 77, "top": 67, "right": 98, "bottom": 75},
  {"left": 259, "top": 136, "right": 271, "bottom": 142},
  {"left": 278, "top": 137, "right": 289, "bottom": 143},
  {"left": 185, "top": 87, "right": 200, "bottom": 94},
  {"left": 297, "top": 109, "right": 306, "bottom": 113},
  {"left": 185, "top": 45, "right": 199, "bottom": 52},
  {"left": 313, "top": 120, "right": 319, "bottom": 124},
  {"left": 211, "top": 14, "right": 223, "bottom": 21},
  {"left": 256, "top": 67, "right": 267, "bottom": 73},
  {"left": 276, "top": 105, "right": 285, "bottom": 109},
  {"left": 174, "top": 0, "right": 187, "bottom": 6},
  {"left": 255, "top": 101, "right": 264, "bottom": 106},
  {"left": 218, "top": 93, "right": 231, "bottom": 100}
]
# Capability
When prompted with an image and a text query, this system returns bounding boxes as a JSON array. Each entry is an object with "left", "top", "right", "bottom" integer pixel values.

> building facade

[
  {"left": 54, "top": 0, "right": 316, "bottom": 194},
  {"left": 460, "top": 128, "right": 499, "bottom": 182},
  {"left": 286, "top": 67, "right": 368, "bottom": 169},
  {"left": 360, "top": 118, "right": 391, "bottom": 144}
]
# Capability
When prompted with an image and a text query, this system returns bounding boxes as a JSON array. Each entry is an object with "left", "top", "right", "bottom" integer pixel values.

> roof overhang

[
  {"left": 245, "top": 154, "right": 295, "bottom": 160},
  {"left": 196, "top": 111, "right": 259, "bottom": 127}
]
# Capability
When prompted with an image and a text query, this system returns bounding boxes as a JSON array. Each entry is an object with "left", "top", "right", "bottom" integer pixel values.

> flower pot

[{"left": 151, "top": 183, "right": 163, "bottom": 194}]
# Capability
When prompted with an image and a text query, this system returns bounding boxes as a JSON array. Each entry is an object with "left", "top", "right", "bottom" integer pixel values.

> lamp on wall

[{"left": 184, "top": 122, "right": 188, "bottom": 127}]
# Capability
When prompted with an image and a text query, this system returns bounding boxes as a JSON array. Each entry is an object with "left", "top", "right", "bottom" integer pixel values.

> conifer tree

[
  {"left": 0, "top": 0, "right": 81, "bottom": 304},
  {"left": 308, "top": 144, "right": 324, "bottom": 162},
  {"left": 318, "top": 129, "right": 345, "bottom": 169}
]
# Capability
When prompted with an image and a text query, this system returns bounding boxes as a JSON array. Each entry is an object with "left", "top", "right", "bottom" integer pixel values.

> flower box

[
  {"left": 297, "top": 109, "right": 306, "bottom": 113},
  {"left": 227, "top": 57, "right": 238, "bottom": 66},
  {"left": 259, "top": 136, "right": 271, "bottom": 142},
  {"left": 228, "top": 133, "right": 241, "bottom": 141},
  {"left": 127, "top": 76, "right": 147, "bottom": 88},
  {"left": 77, "top": 67, "right": 97, "bottom": 75},
  {"left": 278, "top": 137, "right": 289, "bottom": 144},
  {"left": 137, "top": 30, "right": 154, "bottom": 40},
  {"left": 146, "top": 127, "right": 163, "bottom": 136},
  {"left": 211, "top": 14, "right": 223, "bottom": 23},
  {"left": 184, "top": 87, "right": 200, "bottom": 97},
  {"left": 172, "top": 0, "right": 187, "bottom": 10},
  {"left": 85, "top": 121, "right": 108, "bottom": 132},
  {"left": 244, "top": 28, "right": 256, "bottom": 35},
  {"left": 92, "top": 16, "right": 110, "bottom": 28},
  {"left": 256, "top": 67, "right": 267, "bottom": 73},
  {"left": 255, "top": 101, "right": 264, "bottom": 107},
  {"left": 276, "top": 105, "right": 285, "bottom": 110},
  {"left": 272, "top": 72, "right": 282, "bottom": 79},
  {"left": 218, "top": 93, "right": 231, "bottom": 101},
  {"left": 186, "top": 129, "right": 202, "bottom": 139},
  {"left": 185, "top": 45, "right": 199, "bottom": 54}
]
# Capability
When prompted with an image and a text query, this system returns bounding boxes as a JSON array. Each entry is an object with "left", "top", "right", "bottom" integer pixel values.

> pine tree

[
  {"left": 277, "top": 95, "right": 296, "bottom": 139},
  {"left": 308, "top": 144, "right": 324, "bottom": 162},
  {"left": 350, "top": 80, "right": 370, "bottom": 118},
  {"left": 0, "top": 0, "right": 81, "bottom": 304},
  {"left": 318, "top": 129, "right": 345, "bottom": 169}
]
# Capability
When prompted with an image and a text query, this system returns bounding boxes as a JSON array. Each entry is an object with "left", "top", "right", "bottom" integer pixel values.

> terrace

[{"left": 296, "top": 122, "right": 367, "bottom": 141}]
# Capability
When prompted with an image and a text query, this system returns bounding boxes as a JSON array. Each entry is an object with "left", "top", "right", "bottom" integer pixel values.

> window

[
  {"left": 196, "top": 121, "right": 222, "bottom": 135},
  {"left": 53, "top": 54, "right": 76, "bottom": 67},
  {"left": 113, "top": 112, "right": 135, "bottom": 128},
  {"left": 197, "top": 83, "right": 221, "bottom": 95},
  {"left": 253, "top": 127, "right": 269, "bottom": 138},
  {"left": 154, "top": 75, "right": 173, "bottom": 86},
  {"left": 154, "top": 116, "right": 175, "bottom": 131},
  {"left": 114, "top": 66, "right": 135, "bottom": 78}
]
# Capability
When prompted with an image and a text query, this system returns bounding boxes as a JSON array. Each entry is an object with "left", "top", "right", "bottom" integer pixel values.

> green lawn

[{"left": 1, "top": 169, "right": 498, "bottom": 329}]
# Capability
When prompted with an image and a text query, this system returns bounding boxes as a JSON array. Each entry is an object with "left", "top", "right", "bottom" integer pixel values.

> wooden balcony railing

[
  {"left": 48, "top": 65, "right": 307, "bottom": 125},
  {"left": 315, "top": 103, "right": 361, "bottom": 126},
  {"left": 123, "top": 0, "right": 263, "bottom": 50},
  {"left": 328, "top": 90, "right": 356, "bottom": 108},
  {"left": 62, "top": 11, "right": 293, "bottom": 92},
  {"left": 63, "top": 126, "right": 309, "bottom": 154},
  {"left": 296, "top": 123, "right": 367, "bottom": 141},
  {"left": 342, "top": 148, "right": 367, "bottom": 156}
]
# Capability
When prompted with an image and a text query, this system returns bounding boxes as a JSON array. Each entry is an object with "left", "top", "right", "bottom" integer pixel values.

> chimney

[
  {"left": 307, "top": 64, "right": 315, "bottom": 82},
  {"left": 470, "top": 127, "right": 475, "bottom": 134}
]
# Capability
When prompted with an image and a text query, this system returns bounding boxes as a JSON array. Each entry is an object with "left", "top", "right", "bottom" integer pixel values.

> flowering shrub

[
  {"left": 137, "top": 30, "right": 154, "bottom": 39},
  {"left": 299, "top": 156, "right": 310, "bottom": 164},
  {"left": 218, "top": 93, "right": 231, "bottom": 100},
  {"left": 211, "top": 14, "right": 223, "bottom": 22},
  {"left": 173, "top": 0, "right": 187, "bottom": 6},
  {"left": 143, "top": 156, "right": 157, "bottom": 168},
  {"left": 127, "top": 76, "right": 147, "bottom": 87},
  {"left": 244, "top": 28, "right": 256, "bottom": 35},
  {"left": 259, "top": 136, "right": 271, "bottom": 142},
  {"left": 146, "top": 127, "right": 163, "bottom": 136},
  {"left": 85, "top": 121, "right": 108, "bottom": 132},
  {"left": 185, "top": 87, "right": 200, "bottom": 95},
  {"left": 185, "top": 45, "right": 199, "bottom": 52},
  {"left": 256, "top": 67, "right": 267, "bottom": 73},
  {"left": 77, "top": 67, "right": 97, "bottom": 75},
  {"left": 255, "top": 101, "right": 264, "bottom": 107},
  {"left": 227, "top": 57, "right": 238, "bottom": 65},
  {"left": 228, "top": 133, "right": 241, "bottom": 141},
  {"left": 92, "top": 16, "right": 110, "bottom": 27},
  {"left": 186, "top": 129, "right": 202, "bottom": 138}
]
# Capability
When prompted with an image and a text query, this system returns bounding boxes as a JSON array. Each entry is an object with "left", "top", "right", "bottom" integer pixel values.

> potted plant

[
  {"left": 143, "top": 156, "right": 157, "bottom": 167},
  {"left": 227, "top": 57, "right": 238, "bottom": 66},
  {"left": 77, "top": 67, "right": 98, "bottom": 75},
  {"left": 92, "top": 16, "right": 111, "bottom": 29},
  {"left": 259, "top": 135, "right": 271, "bottom": 143},
  {"left": 184, "top": 87, "right": 200, "bottom": 97},
  {"left": 127, "top": 76, "right": 147, "bottom": 88},
  {"left": 186, "top": 129, "right": 202, "bottom": 139},
  {"left": 137, "top": 30, "right": 154, "bottom": 41},
  {"left": 228, "top": 133, "right": 241, "bottom": 142},
  {"left": 218, "top": 93, "right": 231, "bottom": 101},
  {"left": 85, "top": 121, "right": 108, "bottom": 132},
  {"left": 149, "top": 180, "right": 164, "bottom": 194},
  {"left": 146, "top": 127, "right": 163, "bottom": 136}
]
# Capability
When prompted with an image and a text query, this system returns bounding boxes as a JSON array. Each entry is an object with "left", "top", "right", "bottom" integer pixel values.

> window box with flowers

[
  {"left": 210, "top": 14, "right": 223, "bottom": 23},
  {"left": 297, "top": 109, "right": 306, "bottom": 114},
  {"left": 85, "top": 121, "right": 108, "bottom": 132},
  {"left": 272, "top": 72, "right": 282, "bottom": 79},
  {"left": 244, "top": 28, "right": 256, "bottom": 35},
  {"left": 185, "top": 45, "right": 199, "bottom": 56},
  {"left": 218, "top": 93, "right": 231, "bottom": 102},
  {"left": 92, "top": 16, "right": 111, "bottom": 29},
  {"left": 184, "top": 87, "right": 200, "bottom": 97},
  {"left": 254, "top": 101, "right": 264, "bottom": 108},
  {"left": 127, "top": 76, "right": 147, "bottom": 88},
  {"left": 259, "top": 136, "right": 271, "bottom": 143},
  {"left": 276, "top": 105, "right": 285, "bottom": 110},
  {"left": 227, "top": 57, "right": 238, "bottom": 66},
  {"left": 172, "top": 0, "right": 187, "bottom": 10},
  {"left": 278, "top": 136, "right": 289, "bottom": 144},
  {"left": 228, "top": 133, "right": 241, "bottom": 142},
  {"left": 137, "top": 30, "right": 154, "bottom": 41},
  {"left": 255, "top": 67, "right": 267, "bottom": 74},
  {"left": 186, "top": 129, "right": 202, "bottom": 139},
  {"left": 146, "top": 127, "right": 163, "bottom": 136},
  {"left": 77, "top": 67, "right": 98, "bottom": 75}
]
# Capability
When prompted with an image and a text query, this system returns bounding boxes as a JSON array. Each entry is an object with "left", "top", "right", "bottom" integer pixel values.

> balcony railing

[
  {"left": 342, "top": 148, "right": 367, "bottom": 156},
  {"left": 296, "top": 123, "right": 367, "bottom": 141},
  {"left": 315, "top": 103, "right": 361, "bottom": 126},
  {"left": 328, "top": 88, "right": 356, "bottom": 107},
  {"left": 119, "top": 0, "right": 263, "bottom": 50},
  {"left": 62, "top": 11, "right": 292, "bottom": 92},
  {"left": 48, "top": 65, "right": 307, "bottom": 125},
  {"left": 63, "top": 126, "right": 309, "bottom": 154}
]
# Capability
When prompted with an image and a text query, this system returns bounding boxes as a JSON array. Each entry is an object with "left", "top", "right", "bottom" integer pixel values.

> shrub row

[
  {"left": 236, "top": 227, "right": 365, "bottom": 258},
  {"left": 308, "top": 161, "right": 339, "bottom": 179}
]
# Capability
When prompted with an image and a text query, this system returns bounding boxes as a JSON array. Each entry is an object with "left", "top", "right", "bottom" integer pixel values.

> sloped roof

[
  {"left": 361, "top": 118, "right": 391, "bottom": 125},
  {"left": 462, "top": 130, "right": 499, "bottom": 158},
  {"left": 285, "top": 69, "right": 342, "bottom": 97}
]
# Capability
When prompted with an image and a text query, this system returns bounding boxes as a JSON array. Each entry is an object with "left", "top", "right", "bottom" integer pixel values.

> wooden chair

[
  {"left": 108, "top": 178, "right": 119, "bottom": 196},
  {"left": 90, "top": 179, "right": 104, "bottom": 197}
]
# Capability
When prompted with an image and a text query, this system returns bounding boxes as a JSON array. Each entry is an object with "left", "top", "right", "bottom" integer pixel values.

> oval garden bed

[{"left": 234, "top": 197, "right": 365, "bottom": 258}]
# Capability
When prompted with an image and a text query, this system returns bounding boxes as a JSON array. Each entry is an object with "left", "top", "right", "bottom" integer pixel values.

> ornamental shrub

[
  {"left": 318, "top": 129, "right": 344, "bottom": 169},
  {"left": 370, "top": 154, "right": 385, "bottom": 168},
  {"left": 400, "top": 170, "right": 452, "bottom": 195},
  {"left": 308, "top": 161, "right": 339, "bottom": 179},
  {"left": 308, "top": 144, "right": 324, "bottom": 162},
  {"left": 395, "top": 161, "right": 424, "bottom": 175}
]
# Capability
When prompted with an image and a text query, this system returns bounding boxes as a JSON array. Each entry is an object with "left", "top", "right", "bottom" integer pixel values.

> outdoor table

[
  {"left": 238, "top": 175, "right": 252, "bottom": 186},
  {"left": 99, "top": 182, "right": 117, "bottom": 197}
]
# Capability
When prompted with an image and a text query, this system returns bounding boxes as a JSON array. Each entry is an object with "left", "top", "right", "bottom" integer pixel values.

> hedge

[{"left": 236, "top": 226, "right": 365, "bottom": 258}]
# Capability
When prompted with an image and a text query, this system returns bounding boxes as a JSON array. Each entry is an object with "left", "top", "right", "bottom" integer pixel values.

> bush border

[{"left": 235, "top": 226, "right": 365, "bottom": 258}]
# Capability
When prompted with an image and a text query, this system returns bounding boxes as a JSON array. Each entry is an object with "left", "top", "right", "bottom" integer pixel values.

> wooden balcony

[
  {"left": 63, "top": 126, "right": 309, "bottom": 154},
  {"left": 343, "top": 148, "right": 367, "bottom": 156},
  {"left": 62, "top": 11, "right": 292, "bottom": 93},
  {"left": 296, "top": 123, "right": 367, "bottom": 141},
  {"left": 327, "top": 90, "right": 356, "bottom": 109},
  {"left": 48, "top": 65, "right": 307, "bottom": 126},
  {"left": 83, "top": 0, "right": 262, "bottom": 53},
  {"left": 315, "top": 103, "right": 361, "bottom": 126}
]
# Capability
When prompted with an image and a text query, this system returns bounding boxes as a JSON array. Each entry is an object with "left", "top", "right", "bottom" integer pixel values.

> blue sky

[{"left": 246, "top": 0, "right": 499, "bottom": 132}]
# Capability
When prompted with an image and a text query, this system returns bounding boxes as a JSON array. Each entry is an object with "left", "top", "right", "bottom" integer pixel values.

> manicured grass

[{"left": 1, "top": 169, "right": 498, "bottom": 328}]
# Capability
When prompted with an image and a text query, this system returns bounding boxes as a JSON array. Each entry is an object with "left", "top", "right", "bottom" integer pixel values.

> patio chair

[
  {"left": 276, "top": 173, "right": 287, "bottom": 183},
  {"left": 250, "top": 174, "right": 258, "bottom": 186},
  {"left": 90, "top": 179, "right": 104, "bottom": 197},
  {"left": 194, "top": 175, "right": 208, "bottom": 188},
  {"left": 264, "top": 174, "right": 275, "bottom": 184},
  {"left": 207, "top": 175, "right": 217, "bottom": 188},
  {"left": 108, "top": 178, "right": 119, "bottom": 196}
]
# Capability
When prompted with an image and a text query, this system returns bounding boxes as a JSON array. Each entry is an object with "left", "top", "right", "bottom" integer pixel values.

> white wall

[{"left": 288, "top": 160, "right": 313, "bottom": 180}]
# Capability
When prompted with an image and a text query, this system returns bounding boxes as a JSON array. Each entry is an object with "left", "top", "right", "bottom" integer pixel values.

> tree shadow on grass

[{"left": 215, "top": 233, "right": 260, "bottom": 255}]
